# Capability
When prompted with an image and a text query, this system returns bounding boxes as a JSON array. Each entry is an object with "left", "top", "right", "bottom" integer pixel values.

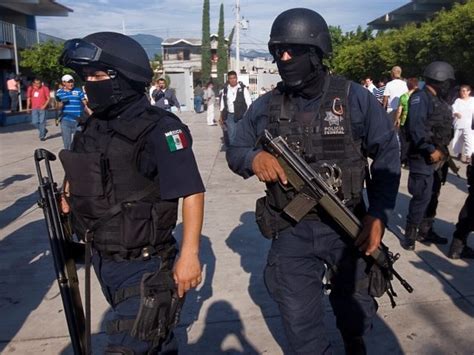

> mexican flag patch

[{"left": 165, "top": 129, "right": 188, "bottom": 152}]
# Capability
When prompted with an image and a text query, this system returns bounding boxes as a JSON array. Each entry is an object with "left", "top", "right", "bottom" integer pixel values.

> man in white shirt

[
  {"left": 452, "top": 85, "right": 474, "bottom": 163},
  {"left": 363, "top": 77, "right": 377, "bottom": 95},
  {"left": 383, "top": 66, "right": 408, "bottom": 116},
  {"left": 219, "top": 70, "right": 252, "bottom": 145},
  {"left": 149, "top": 79, "right": 159, "bottom": 105}
]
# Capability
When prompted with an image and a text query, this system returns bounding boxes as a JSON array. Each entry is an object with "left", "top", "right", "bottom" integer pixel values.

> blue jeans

[
  {"left": 194, "top": 96, "right": 203, "bottom": 113},
  {"left": 264, "top": 220, "right": 377, "bottom": 354},
  {"left": 31, "top": 109, "right": 46, "bottom": 139},
  {"left": 92, "top": 253, "right": 178, "bottom": 354},
  {"left": 224, "top": 113, "right": 237, "bottom": 146},
  {"left": 61, "top": 119, "right": 78, "bottom": 150},
  {"left": 9, "top": 90, "right": 18, "bottom": 112}
]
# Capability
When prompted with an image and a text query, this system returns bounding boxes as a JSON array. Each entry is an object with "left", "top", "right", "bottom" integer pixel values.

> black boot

[
  {"left": 417, "top": 218, "right": 448, "bottom": 245},
  {"left": 448, "top": 238, "right": 474, "bottom": 259},
  {"left": 343, "top": 336, "right": 367, "bottom": 355},
  {"left": 403, "top": 223, "right": 417, "bottom": 251}
]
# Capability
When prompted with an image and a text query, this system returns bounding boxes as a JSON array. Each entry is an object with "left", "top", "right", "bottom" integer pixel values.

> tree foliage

[
  {"left": 19, "top": 41, "right": 71, "bottom": 86},
  {"left": 329, "top": 0, "right": 474, "bottom": 84},
  {"left": 201, "top": 0, "right": 211, "bottom": 83},
  {"left": 216, "top": 3, "right": 227, "bottom": 88}
]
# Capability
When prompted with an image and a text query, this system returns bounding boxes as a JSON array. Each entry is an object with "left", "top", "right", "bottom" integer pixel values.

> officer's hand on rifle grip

[
  {"left": 355, "top": 215, "right": 385, "bottom": 256},
  {"left": 252, "top": 151, "right": 288, "bottom": 184},
  {"left": 60, "top": 180, "right": 71, "bottom": 214},
  {"left": 430, "top": 149, "right": 444, "bottom": 163}
]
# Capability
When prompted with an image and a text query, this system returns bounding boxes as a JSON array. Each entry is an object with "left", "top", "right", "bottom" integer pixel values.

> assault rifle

[
  {"left": 260, "top": 130, "right": 413, "bottom": 301},
  {"left": 446, "top": 155, "right": 461, "bottom": 179},
  {"left": 34, "top": 148, "right": 87, "bottom": 354}
]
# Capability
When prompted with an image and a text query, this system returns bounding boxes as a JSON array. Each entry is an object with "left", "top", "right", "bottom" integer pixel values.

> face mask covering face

[
  {"left": 84, "top": 79, "right": 116, "bottom": 114},
  {"left": 276, "top": 52, "right": 313, "bottom": 89}
]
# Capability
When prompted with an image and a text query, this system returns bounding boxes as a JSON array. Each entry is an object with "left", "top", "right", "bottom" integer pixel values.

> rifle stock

[
  {"left": 34, "top": 148, "right": 87, "bottom": 354},
  {"left": 260, "top": 130, "right": 413, "bottom": 295}
]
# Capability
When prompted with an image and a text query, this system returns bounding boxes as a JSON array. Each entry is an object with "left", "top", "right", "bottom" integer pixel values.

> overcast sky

[{"left": 37, "top": 0, "right": 408, "bottom": 51}]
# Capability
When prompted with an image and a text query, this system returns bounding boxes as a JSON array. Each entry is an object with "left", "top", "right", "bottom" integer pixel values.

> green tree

[
  {"left": 216, "top": 3, "right": 227, "bottom": 87},
  {"left": 151, "top": 53, "right": 163, "bottom": 81},
  {"left": 20, "top": 41, "right": 71, "bottom": 86},
  {"left": 330, "top": 0, "right": 474, "bottom": 83},
  {"left": 201, "top": 0, "right": 211, "bottom": 83}
]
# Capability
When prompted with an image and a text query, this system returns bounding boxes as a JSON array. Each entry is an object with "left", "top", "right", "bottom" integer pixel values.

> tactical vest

[
  {"left": 222, "top": 82, "right": 248, "bottom": 121},
  {"left": 407, "top": 88, "right": 453, "bottom": 158},
  {"left": 259, "top": 76, "right": 367, "bottom": 235},
  {"left": 59, "top": 107, "right": 178, "bottom": 259}
]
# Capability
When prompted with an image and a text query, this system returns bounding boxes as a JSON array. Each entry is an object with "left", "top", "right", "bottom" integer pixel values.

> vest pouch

[
  {"left": 59, "top": 150, "right": 112, "bottom": 218},
  {"left": 121, "top": 201, "right": 155, "bottom": 249},
  {"left": 150, "top": 200, "right": 178, "bottom": 246},
  {"left": 255, "top": 196, "right": 292, "bottom": 239},
  {"left": 368, "top": 263, "right": 389, "bottom": 298}
]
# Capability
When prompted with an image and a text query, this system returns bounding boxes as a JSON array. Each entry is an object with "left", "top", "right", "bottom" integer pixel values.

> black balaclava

[
  {"left": 85, "top": 72, "right": 144, "bottom": 117},
  {"left": 275, "top": 47, "right": 326, "bottom": 98},
  {"left": 425, "top": 78, "right": 453, "bottom": 100}
]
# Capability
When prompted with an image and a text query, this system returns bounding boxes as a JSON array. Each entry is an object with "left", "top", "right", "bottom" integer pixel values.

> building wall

[
  {"left": 0, "top": 8, "right": 33, "bottom": 29},
  {"left": 167, "top": 71, "right": 193, "bottom": 111}
]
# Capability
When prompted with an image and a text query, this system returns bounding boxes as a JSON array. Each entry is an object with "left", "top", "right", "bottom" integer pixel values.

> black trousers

[{"left": 453, "top": 184, "right": 474, "bottom": 242}]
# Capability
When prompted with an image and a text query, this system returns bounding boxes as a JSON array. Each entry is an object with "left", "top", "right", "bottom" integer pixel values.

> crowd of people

[{"left": 362, "top": 65, "right": 474, "bottom": 166}]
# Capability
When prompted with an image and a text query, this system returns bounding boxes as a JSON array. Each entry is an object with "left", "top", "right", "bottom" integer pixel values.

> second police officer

[
  {"left": 58, "top": 32, "right": 205, "bottom": 354},
  {"left": 448, "top": 160, "right": 474, "bottom": 258},
  {"left": 403, "top": 61, "right": 455, "bottom": 250},
  {"left": 226, "top": 8, "right": 401, "bottom": 355}
]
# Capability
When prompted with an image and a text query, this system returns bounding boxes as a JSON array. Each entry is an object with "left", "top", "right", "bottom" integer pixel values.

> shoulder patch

[
  {"left": 410, "top": 96, "right": 421, "bottom": 105},
  {"left": 165, "top": 129, "right": 188, "bottom": 152}
]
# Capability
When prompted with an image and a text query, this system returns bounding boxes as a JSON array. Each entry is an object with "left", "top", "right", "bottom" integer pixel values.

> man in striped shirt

[{"left": 56, "top": 74, "right": 90, "bottom": 149}]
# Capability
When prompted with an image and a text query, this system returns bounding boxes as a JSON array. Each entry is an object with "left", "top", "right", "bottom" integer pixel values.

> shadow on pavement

[
  {"left": 0, "top": 174, "right": 33, "bottom": 190},
  {"left": 225, "top": 211, "right": 288, "bottom": 352},
  {"left": 0, "top": 220, "right": 57, "bottom": 352},
  {"left": 181, "top": 300, "right": 259, "bottom": 354},
  {"left": 0, "top": 191, "right": 38, "bottom": 229}
]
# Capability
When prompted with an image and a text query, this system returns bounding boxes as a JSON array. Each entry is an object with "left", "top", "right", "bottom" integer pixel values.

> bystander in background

[
  {"left": 26, "top": 78, "right": 50, "bottom": 141},
  {"left": 383, "top": 66, "right": 408, "bottom": 117},
  {"left": 452, "top": 85, "right": 474, "bottom": 164},
  {"left": 7, "top": 74, "right": 20, "bottom": 112},
  {"left": 55, "top": 74, "right": 90, "bottom": 149},
  {"left": 204, "top": 81, "right": 216, "bottom": 126}
]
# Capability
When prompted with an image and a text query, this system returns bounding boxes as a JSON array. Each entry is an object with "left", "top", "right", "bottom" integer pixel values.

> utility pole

[{"left": 235, "top": 0, "right": 240, "bottom": 74}]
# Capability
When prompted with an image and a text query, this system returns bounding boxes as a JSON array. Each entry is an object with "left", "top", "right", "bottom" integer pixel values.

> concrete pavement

[{"left": 0, "top": 110, "right": 473, "bottom": 354}]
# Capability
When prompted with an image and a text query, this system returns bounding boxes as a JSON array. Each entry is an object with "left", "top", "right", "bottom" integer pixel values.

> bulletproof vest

[
  {"left": 425, "top": 90, "right": 453, "bottom": 149},
  {"left": 60, "top": 106, "right": 178, "bottom": 259},
  {"left": 223, "top": 82, "right": 248, "bottom": 121},
  {"left": 265, "top": 75, "right": 367, "bottom": 222},
  {"left": 407, "top": 88, "right": 453, "bottom": 157}
]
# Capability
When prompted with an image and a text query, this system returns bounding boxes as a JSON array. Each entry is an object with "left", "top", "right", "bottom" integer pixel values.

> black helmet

[
  {"left": 423, "top": 61, "right": 455, "bottom": 82},
  {"left": 268, "top": 8, "right": 332, "bottom": 57},
  {"left": 60, "top": 32, "right": 152, "bottom": 84}
]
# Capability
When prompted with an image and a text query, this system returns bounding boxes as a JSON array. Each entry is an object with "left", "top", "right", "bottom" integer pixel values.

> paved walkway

[{"left": 0, "top": 110, "right": 472, "bottom": 354}]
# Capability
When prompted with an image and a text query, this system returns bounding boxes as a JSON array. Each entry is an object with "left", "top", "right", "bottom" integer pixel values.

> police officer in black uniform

[
  {"left": 226, "top": 8, "right": 400, "bottom": 354},
  {"left": 403, "top": 61, "right": 455, "bottom": 251},
  {"left": 448, "top": 153, "right": 474, "bottom": 259},
  {"left": 58, "top": 32, "right": 205, "bottom": 354}
]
